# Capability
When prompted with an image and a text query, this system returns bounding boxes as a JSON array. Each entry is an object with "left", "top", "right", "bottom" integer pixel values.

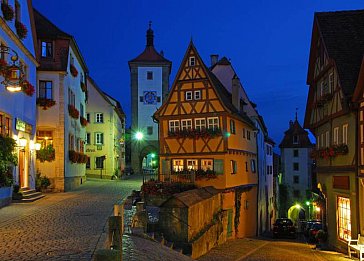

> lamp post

[
  {"left": 134, "top": 131, "right": 144, "bottom": 175},
  {"left": 0, "top": 45, "right": 25, "bottom": 93}
]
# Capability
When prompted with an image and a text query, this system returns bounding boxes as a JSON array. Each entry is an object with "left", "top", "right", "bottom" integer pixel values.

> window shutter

[{"left": 214, "top": 159, "right": 224, "bottom": 175}]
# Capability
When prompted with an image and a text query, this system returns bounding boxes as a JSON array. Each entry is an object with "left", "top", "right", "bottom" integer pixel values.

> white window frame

[
  {"left": 343, "top": 124, "right": 348, "bottom": 145},
  {"left": 186, "top": 159, "right": 198, "bottom": 170},
  {"left": 194, "top": 90, "right": 201, "bottom": 100},
  {"left": 189, "top": 56, "right": 195, "bottom": 66},
  {"left": 195, "top": 118, "right": 206, "bottom": 130},
  {"left": 95, "top": 113, "right": 103, "bottom": 123},
  {"left": 337, "top": 196, "right": 351, "bottom": 241},
  {"left": 172, "top": 159, "right": 184, "bottom": 172},
  {"left": 85, "top": 133, "right": 90, "bottom": 145},
  {"left": 230, "top": 160, "right": 237, "bottom": 174},
  {"left": 207, "top": 117, "right": 219, "bottom": 130},
  {"left": 95, "top": 132, "right": 104, "bottom": 145},
  {"left": 169, "top": 120, "right": 180, "bottom": 132},
  {"left": 325, "top": 131, "right": 330, "bottom": 147},
  {"left": 201, "top": 159, "right": 213, "bottom": 171},
  {"left": 185, "top": 91, "right": 192, "bottom": 101},
  {"left": 333, "top": 127, "right": 339, "bottom": 145},
  {"left": 181, "top": 119, "right": 192, "bottom": 130}
]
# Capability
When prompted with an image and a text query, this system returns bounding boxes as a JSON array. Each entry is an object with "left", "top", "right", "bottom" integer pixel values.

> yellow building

[
  {"left": 85, "top": 77, "right": 125, "bottom": 179},
  {"left": 154, "top": 41, "right": 258, "bottom": 238}
]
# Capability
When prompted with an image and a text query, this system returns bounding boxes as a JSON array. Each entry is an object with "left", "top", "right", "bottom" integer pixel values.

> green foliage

[
  {"left": 35, "top": 170, "right": 50, "bottom": 191},
  {"left": 36, "top": 144, "right": 55, "bottom": 162},
  {"left": 0, "top": 135, "right": 17, "bottom": 187},
  {"left": 234, "top": 188, "right": 244, "bottom": 234}
]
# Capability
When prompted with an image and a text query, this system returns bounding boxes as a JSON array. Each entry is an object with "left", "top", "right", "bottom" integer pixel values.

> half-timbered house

[
  {"left": 154, "top": 41, "right": 258, "bottom": 238},
  {"left": 305, "top": 10, "right": 364, "bottom": 251}
]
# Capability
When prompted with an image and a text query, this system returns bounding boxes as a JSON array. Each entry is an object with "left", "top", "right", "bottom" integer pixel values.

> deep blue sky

[{"left": 33, "top": 0, "right": 363, "bottom": 148}]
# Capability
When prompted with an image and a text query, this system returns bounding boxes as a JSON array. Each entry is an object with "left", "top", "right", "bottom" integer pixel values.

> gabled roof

[
  {"left": 161, "top": 187, "right": 219, "bottom": 208},
  {"left": 279, "top": 119, "right": 314, "bottom": 148},
  {"left": 310, "top": 10, "right": 364, "bottom": 97},
  {"left": 33, "top": 8, "right": 88, "bottom": 73},
  {"left": 128, "top": 24, "right": 171, "bottom": 66}
]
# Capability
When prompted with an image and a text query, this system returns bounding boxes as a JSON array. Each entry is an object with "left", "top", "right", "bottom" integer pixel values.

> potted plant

[
  {"left": 80, "top": 116, "right": 88, "bottom": 127},
  {"left": 70, "top": 64, "right": 78, "bottom": 77},
  {"left": 35, "top": 170, "right": 51, "bottom": 192},
  {"left": 15, "top": 20, "right": 27, "bottom": 40},
  {"left": 36, "top": 97, "right": 56, "bottom": 110},
  {"left": 68, "top": 104, "right": 80, "bottom": 119},
  {"left": 1, "top": 2, "right": 14, "bottom": 21},
  {"left": 36, "top": 144, "right": 55, "bottom": 162},
  {"left": 22, "top": 80, "right": 35, "bottom": 96}
]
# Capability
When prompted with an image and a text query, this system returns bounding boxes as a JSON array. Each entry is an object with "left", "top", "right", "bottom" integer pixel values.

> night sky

[{"left": 32, "top": 0, "right": 363, "bottom": 150}]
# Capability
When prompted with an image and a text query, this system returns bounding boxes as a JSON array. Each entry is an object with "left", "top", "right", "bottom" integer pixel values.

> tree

[{"left": 0, "top": 135, "right": 17, "bottom": 187}]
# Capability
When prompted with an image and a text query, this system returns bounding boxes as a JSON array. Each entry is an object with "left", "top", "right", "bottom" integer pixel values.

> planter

[
  {"left": 68, "top": 104, "right": 80, "bottom": 119},
  {"left": 1, "top": 3, "right": 14, "bottom": 21},
  {"left": 15, "top": 20, "right": 27, "bottom": 40},
  {"left": 36, "top": 98, "right": 56, "bottom": 110},
  {"left": 0, "top": 186, "right": 12, "bottom": 208},
  {"left": 80, "top": 81, "right": 86, "bottom": 92},
  {"left": 70, "top": 64, "right": 78, "bottom": 77},
  {"left": 36, "top": 144, "right": 55, "bottom": 162},
  {"left": 80, "top": 116, "right": 88, "bottom": 127},
  {"left": 22, "top": 80, "right": 35, "bottom": 96}
]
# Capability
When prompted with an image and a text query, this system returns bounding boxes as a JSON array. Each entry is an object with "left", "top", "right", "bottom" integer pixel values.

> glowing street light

[
  {"left": 135, "top": 131, "right": 144, "bottom": 141},
  {"left": 295, "top": 204, "right": 301, "bottom": 210}
]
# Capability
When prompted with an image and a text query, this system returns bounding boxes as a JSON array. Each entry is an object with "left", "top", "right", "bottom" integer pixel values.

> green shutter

[{"left": 214, "top": 159, "right": 224, "bottom": 175}]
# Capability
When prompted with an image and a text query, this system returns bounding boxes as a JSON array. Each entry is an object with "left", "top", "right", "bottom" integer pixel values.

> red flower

[
  {"left": 70, "top": 64, "right": 78, "bottom": 77},
  {"left": 68, "top": 104, "right": 80, "bottom": 119},
  {"left": 36, "top": 98, "right": 56, "bottom": 110},
  {"left": 15, "top": 20, "right": 27, "bottom": 40},
  {"left": 22, "top": 80, "right": 35, "bottom": 96},
  {"left": 80, "top": 116, "right": 88, "bottom": 127}
]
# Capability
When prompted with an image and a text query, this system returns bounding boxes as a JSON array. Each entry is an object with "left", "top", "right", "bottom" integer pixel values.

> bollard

[
  {"left": 114, "top": 204, "right": 124, "bottom": 234},
  {"left": 108, "top": 216, "right": 123, "bottom": 260}
]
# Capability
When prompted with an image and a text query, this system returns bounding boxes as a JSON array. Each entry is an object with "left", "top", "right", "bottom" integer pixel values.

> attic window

[
  {"left": 189, "top": 56, "right": 195, "bottom": 66},
  {"left": 41, "top": 41, "right": 53, "bottom": 58},
  {"left": 293, "top": 135, "right": 299, "bottom": 144}
]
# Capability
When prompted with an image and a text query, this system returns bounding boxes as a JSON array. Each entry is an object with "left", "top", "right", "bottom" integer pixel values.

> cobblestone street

[{"left": 0, "top": 177, "right": 143, "bottom": 261}]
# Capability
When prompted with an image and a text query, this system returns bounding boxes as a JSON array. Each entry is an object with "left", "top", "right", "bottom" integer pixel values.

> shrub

[{"left": 0, "top": 135, "right": 17, "bottom": 187}]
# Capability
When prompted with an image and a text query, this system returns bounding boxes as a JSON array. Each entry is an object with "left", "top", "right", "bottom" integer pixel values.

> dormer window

[
  {"left": 189, "top": 56, "right": 195, "bottom": 67},
  {"left": 41, "top": 41, "right": 53, "bottom": 58},
  {"left": 293, "top": 135, "right": 299, "bottom": 144}
]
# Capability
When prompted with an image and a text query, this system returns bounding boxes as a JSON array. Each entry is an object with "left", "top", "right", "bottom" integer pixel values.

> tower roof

[
  {"left": 129, "top": 22, "right": 171, "bottom": 65},
  {"left": 279, "top": 119, "right": 313, "bottom": 148}
]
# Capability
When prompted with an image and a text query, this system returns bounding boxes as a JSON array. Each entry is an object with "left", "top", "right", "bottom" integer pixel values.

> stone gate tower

[{"left": 128, "top": 23, "right": 171, "bottom": 174}]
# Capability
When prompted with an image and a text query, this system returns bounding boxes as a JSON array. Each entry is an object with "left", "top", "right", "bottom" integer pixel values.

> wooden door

[{"left": 18, "top": 150, "right": 25, "bottom": 188}]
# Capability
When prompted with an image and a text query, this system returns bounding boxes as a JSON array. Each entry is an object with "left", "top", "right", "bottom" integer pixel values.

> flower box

[
  {"left": 22, "top": 80, "right": 35, "bottom": 96},
  {"left": 69, "top": 150, "right": 87, "bottom": 164},
  {"left": 36, "top": 144, "right": 55, "bottom": 162},
  {"left": 80, "top": 116, "right": 88, "bottom": 127},
  {"left": 36, "top": 98, "right": 56, "bottom": 110},
  {"left": 310, "top": 144, "right": 349, "bottom": 160},
  {"left": 80, "top": 81, "right": 86, "bottom": 92},
  {"left": 168, "top": 128, "right": 222, "bottom": 139},
  {"left": 1, "top": 3, "right": 14, "bottom": 21},
  {"left": 15, "top": 20, "right": 27, "bottom": 40},
  {"left": 70, "top": 64, "right": 78, "bottom": 77},
  {"left": 68, "top": 104, "right": 80, "bottom": 119}
]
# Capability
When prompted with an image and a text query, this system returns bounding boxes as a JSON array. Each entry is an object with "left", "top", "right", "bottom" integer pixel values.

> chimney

[
  {"left": 210, "top": 54, "right": 219, "bottom": 67},
  {"left": 232, "top": 75, "right": 240, "bottom": 111}
]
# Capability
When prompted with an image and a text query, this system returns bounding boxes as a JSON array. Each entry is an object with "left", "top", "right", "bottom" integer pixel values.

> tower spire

[
  {"left": 146, "top": 21, "right": 154, "bottom": 47},
  {"left": 295, "top": 107, "right": 298, "bottom": 122}
]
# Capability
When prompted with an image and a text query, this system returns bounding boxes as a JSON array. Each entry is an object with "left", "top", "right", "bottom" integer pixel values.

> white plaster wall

[{"left": 137, "top": 67, "right": 162, "bottom": 141}]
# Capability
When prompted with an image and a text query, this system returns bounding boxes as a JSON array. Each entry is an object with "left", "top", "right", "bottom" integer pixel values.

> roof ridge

[{"left": 33, "top": 8, "right": 72, "bottom": 38}]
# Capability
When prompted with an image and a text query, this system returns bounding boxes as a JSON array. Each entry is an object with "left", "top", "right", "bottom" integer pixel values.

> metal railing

[{"left": 143, "top": 171, "right": 196, "bottom": 184}]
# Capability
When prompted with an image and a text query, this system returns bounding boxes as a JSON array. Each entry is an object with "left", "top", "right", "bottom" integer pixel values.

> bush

[
  {"left": 35, "top": 170, "right": 51, "bottom": 191},
  {"left": 0, "top": 135, "right": 17, "bottom": 187}
]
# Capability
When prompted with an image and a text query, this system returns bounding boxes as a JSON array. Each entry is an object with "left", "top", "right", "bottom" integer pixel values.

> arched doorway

[
  {"left": 139, "top": 145, "right": 158, "bottom": 175},
  {"left": 287, "top": 204, "right": 305, "bottom": 227}
]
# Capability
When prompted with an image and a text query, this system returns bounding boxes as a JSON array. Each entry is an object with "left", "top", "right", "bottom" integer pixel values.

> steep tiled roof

[
  {"left": 129, "top": 46, "right": 171, "bottom": 64},
  {"left": 33, "top": 9, "right": 71, "bottom": 39},
  {"left": 316, "top": 10, "right": 364, "bottom": 96},
  {"left": 279, "top": 120, "right": 314, "bottom": 148}
]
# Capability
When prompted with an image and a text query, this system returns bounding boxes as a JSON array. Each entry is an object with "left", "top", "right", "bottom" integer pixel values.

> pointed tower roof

[
  {"left": 279, "top": 117, "right": 313, "bottom": 148},
  {"left": 129, "top": 22, "right": 171, "bottom": 66}
]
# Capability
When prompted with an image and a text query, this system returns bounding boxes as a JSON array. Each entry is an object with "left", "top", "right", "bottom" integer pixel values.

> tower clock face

[{"left": 143, "top": 91, "right": 157, "bottom": 105}]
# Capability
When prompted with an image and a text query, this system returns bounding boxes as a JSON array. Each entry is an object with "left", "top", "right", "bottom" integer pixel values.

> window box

[
  {"left": 1, "top": 3, "right": 14, "bottom": 21},
  {"left": 168, "top": 128, "right": 222, "bottom": 139},
  {"left": 310, "top": 144, "right": 349, "bottom": 159},
  {"left": 69, "top": 150, "right": 87, "bottom": 164},
  {"left": 68, "top": 104, "right": 80, "bottom": 119},
  {"left": 22, "top": 80, "right": 35, "bottom": 96},
  {"left": 70, "top": 64, "right": 78, "bottom": 77},
  {"left": 36, "top": 97, "right": 56, "bottom": 110},
  {"left": 36, "top": 144, "right": 55, "bottom": 162},
  {"left": 80, "top": 116, "right": 88, "bottom": 127},
  {"left": 15, "top": 20, "right": 27, "bottom": 40},
  {"left": 80, "top": 81, "right": 86, "bottom": 92}
]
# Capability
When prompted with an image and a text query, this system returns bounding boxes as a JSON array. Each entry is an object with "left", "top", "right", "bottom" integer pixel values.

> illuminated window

[
  {"left": 169, "top": 120, "right": 180, "bottom": 132},
  {"left": 186, "top": 159, "right": 198, "bottom": 170},
  {"left": 338, "top": 196, "right": 351, "bottom": 241},
  {"left": 343, "top": 124, "right": 348, "bottom": 145},
  {"left": 207, "top": 117, "right": 219, "bottom": 130},
  {"left": 195, "top": 118, "right": 206, "bottom": 130},
  {"left": 37, "top": 130, "right": 53, "bottom": 148},
  {"left": 230, "top": 120, "right": 236, "bottom": 134},
  {"left": 201, "top": 159, "right": 213, "bottom": 171},
  {"left": 181, "top": 119, "right": 192, "bottom": 130},
  {"left": 185, "top": 91, "right": 192, "bottom": 101},
  {"left": 333, "top": 127, "right": 339, "bottom": 145},
  {"left": 172, "top": 159, "right": 184, "bottom": 172},
  {"left": 189, "top": 56, "right": 195, "bottom": 66}
]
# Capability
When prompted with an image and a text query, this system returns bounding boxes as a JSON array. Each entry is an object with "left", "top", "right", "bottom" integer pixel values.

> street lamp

[
  {"left": 135, "top": 131, "right": 144, "bottom": 141},
  {"left": 0, "top": 45, "right": 24, "bottom": 93}
]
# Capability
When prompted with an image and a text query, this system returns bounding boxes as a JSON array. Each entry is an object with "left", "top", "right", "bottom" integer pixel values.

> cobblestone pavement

[
  {"left": 0, "top": 177, "right": 142, "bottom": 261},
  {"left": 198, "top": 237, "right": 351, "bottom": 261}
]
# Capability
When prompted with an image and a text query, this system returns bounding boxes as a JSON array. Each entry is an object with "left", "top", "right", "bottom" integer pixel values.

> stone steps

[{"left": 13, "top": 188, "right": 45, "bottom": 203}]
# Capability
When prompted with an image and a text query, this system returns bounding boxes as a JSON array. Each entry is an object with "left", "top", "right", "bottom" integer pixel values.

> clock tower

[{"left": 128, "top": 23, "right": 172, "bottom": 174}]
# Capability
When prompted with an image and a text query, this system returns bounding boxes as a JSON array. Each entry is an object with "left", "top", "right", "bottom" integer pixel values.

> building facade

[
  {"left": 305, "top": 10, "right": 364, "bottom": 252},
  {"left": 0, "top": 0, "right": 38, "bottom": 190},
  {"left": 85, "top": 76, "right": 125, "bottom": 179},
  {"left": 34, "top": 9, "right": 88, "bottom": 192},
  {"left": 280, "top": 118, "right": 314, "bottom": 223},
  {"left": 128, "top": 23, "right": 171, "bottom": 174},
  {"left": 154, "top": 41, "right": 258, "bottom": 238}
]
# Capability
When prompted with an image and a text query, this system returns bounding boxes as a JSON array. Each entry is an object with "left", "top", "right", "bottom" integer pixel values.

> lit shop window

[
  {"left": 186, "top": 159, "right": 198, "bottom": 170},
  {"left": 201, "top": 159, "right": 213, "bottom": 171},
  {"left": 338, "top": 196, "right": 351, "bottom": 241},
  {"left": 172, "top": 159, "right": 184, "bottom": 172}
]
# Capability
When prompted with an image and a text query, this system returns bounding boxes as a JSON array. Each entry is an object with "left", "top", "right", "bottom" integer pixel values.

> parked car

[
  {"left": 272, "top": 218, "right": 296, "bottom": 238},
  {"left": 122, "top": 167, "right": 134, "bottom": 176},
  {"left": 309, "top": 223, "right": 323, "bottom": 242}
]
